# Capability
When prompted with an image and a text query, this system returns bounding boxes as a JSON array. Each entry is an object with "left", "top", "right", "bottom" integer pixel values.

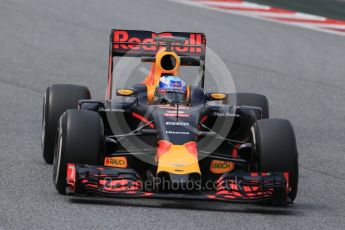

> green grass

[{"left": 246, "top": 0, "right": 345, "bottom": 20}]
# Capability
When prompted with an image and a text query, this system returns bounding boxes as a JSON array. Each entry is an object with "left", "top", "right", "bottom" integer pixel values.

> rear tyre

[
  {"left": 53, "top": 109, "right": 104, "bottom": 194},
  {"left": 233, "top": 93, "right": 269, "bottom": 119},
  {"left": 252, "top": 119, "right": 298, "bottom": 201},
  {"left": 42, "top": 84, "right": 91, "bottom": 164}
]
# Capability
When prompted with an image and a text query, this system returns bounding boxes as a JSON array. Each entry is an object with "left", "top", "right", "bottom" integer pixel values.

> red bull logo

[{"left": 112, "top": 30, "right": 204, "bottom": 53}]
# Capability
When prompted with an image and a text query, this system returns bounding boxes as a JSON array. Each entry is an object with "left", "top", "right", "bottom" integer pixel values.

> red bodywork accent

[
  {"left": 66, "top": 163, "right": 76, "bottom": 192},
  {"left": 200, "top": 115, "right": 208, "bottom": 124},
  {"left": 132, "top": 112, "right": 155, "bottom": 128},
  {"left": 216, "top": 172, "right": 275, "bottom": 199},
  {"left": 156, "top": 140, "right": 173, "bottom": 160},
  {"left": 184, "top": 141, "right": 198, "bottom": 157},
  {"left": 198, "top": 115, "right": 208, "bottom": 129},
  {"left": 155, "top": 141, "right": 198, "bottom": 160},
  {"left": 231, "top": 143, "right": 240, "bottom": 158},
  {"left": 283, "top": 172, "right": 290, "bottom": 192}
]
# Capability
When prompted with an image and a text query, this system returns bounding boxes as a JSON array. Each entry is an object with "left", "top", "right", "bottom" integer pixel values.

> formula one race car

[{"left": 42, "top": 29, "right": 298, "bottom": 204}]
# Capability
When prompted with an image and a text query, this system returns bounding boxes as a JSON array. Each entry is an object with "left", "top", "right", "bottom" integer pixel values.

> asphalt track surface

[{"left": 1, "top": 0, "right": 345, "bottom": 229}]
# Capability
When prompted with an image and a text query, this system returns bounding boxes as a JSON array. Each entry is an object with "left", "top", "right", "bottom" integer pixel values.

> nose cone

[{"left": 157, "top": 141, "right": 201, "bottom": 175}]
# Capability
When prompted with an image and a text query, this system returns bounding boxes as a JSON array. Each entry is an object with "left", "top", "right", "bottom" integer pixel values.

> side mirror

[
  {"left": 205, "top": 92, "right": 227, "bottom": 101},
  {"left": 116, "top": 88, "right": 135, "bottom": 96}
]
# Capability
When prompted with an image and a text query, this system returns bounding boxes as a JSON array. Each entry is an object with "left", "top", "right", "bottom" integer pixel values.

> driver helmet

[{"left": 155, "top": 75, "right": 187, "bottom": 104}]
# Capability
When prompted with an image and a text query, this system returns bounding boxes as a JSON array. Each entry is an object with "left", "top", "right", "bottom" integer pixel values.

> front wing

[{"left": 66, "top": 164, "right": 291, "bottom": 204}]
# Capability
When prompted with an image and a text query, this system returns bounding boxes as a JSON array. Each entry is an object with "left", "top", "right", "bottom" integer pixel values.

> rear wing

[
  {"left": 110, "top": 29, "right": 206, "bottom": 57},
  {"left": 106, "top": 29, "right": 206, "bottom": 100}
]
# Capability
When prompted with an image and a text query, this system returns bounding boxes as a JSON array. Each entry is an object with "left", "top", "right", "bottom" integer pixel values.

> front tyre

[
  {"left": 252, "top": 119, "right": 298, "bottom": 201},
  {"left": 42, "top": 84, "right": 91, "bottom": 164},
  {"left": 53, "top": 109, "right": 104, "bottom": 194}
]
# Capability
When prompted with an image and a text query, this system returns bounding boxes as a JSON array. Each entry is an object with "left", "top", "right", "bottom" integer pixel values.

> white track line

[
  {"left": 202, "top": 1, "right": 271, "bottom": 9},
  {"left": 250, "top": 12, "right": 326, "bottom": 21}
]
